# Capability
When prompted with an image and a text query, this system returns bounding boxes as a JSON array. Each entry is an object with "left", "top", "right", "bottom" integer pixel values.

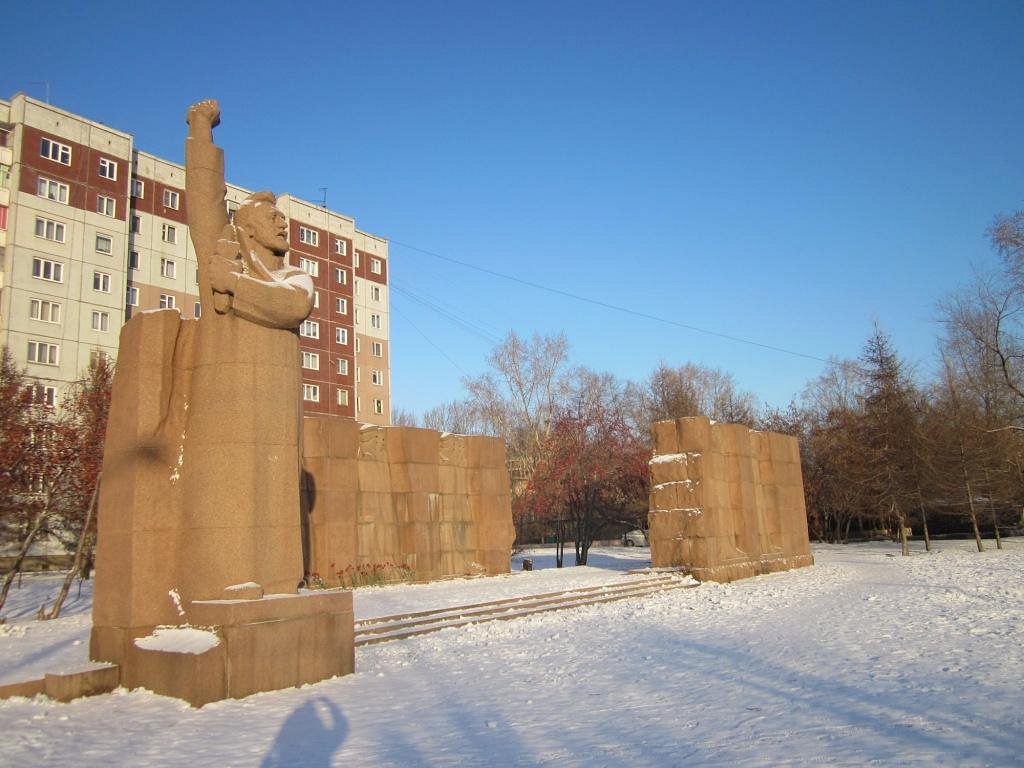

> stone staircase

[{"left": 355, "top": 573, "right": 696, "bottom": 647}]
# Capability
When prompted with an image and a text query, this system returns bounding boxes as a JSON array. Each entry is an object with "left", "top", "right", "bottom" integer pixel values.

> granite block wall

[
  {"left": 303, "top": 418, "right": 515, "bottom": 584},
  {"left": 648, "top": 416, "right": 813, "bottom": 582}
]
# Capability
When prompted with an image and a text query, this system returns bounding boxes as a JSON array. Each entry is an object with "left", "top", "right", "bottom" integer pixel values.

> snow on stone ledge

[
  {"left": 133, "top": 627, "right": 220, "bottom": 655},
  {"left": 649, "top": 452, "right": 701, "bottom": 464},
  {"left": 224, "top": 582, "right": 261, "bottom": 592}
]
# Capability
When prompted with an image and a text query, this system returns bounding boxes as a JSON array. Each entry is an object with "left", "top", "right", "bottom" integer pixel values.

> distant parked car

[{"left": 622, "top": 529, "right": 648, "bottom": 547}]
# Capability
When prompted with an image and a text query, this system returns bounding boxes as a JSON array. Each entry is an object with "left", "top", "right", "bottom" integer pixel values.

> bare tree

[
  {"left": 463, "top": 330, "right": 572, "bottom": 477},
  {"left": 858, "top": 327, "right": 919, "bottom": 556},
  {"left": 626, "top": 361, "right": 758, "bottom": 439},
  {"left": 420, "top": 399, "right": 486, "bottom": 435},
  {"left": 389, "top": 407, "right": 419, "bottom": 427},
  {"left": 932, "top": 357, "right": 987, "bottom": 551}
]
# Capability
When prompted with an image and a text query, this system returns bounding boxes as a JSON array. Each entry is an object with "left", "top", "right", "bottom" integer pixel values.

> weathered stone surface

[
  {"left": 303, "top": 422, "right": 515, "bottom": 583},
  {"left": 648, "top": 416, "right": 813, "bottom": 583},
  {"left": 89, "top": 100, "right": 353, "bottom": 706}
]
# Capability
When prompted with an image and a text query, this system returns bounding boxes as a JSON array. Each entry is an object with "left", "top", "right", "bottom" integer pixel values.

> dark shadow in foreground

[{"left": 261, "top": 697, "right": 347, "bottom": 768}]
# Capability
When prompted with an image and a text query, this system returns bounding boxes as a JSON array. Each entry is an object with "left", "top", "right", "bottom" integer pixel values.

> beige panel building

[{"left": 0, "top": 93, "right": 391, "bottom": 422}]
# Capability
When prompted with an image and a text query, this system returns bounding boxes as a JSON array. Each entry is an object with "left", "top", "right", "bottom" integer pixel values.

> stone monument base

[
  {"left": 688, "top": 553, "right": 815, "bottom": 583},
  {"left": 90, "top": 590, "right": 353, "bottom": 707}
]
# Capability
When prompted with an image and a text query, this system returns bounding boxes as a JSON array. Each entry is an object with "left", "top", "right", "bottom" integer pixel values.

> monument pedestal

[{"left": 91, "top": 590, "right": 354, "bottom": 707}]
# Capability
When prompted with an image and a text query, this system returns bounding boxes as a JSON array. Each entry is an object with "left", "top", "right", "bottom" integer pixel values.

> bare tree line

[{"left": 401, "top": 211, "right": 1024, "bottom": 553}]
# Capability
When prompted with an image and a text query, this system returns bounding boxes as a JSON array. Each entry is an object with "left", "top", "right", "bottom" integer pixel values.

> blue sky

[{"left": 4, "top": 1, "right": 1022, "bottom": 416}]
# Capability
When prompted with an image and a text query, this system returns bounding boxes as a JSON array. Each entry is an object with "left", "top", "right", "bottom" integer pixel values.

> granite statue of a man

[
  {"left": 177, "top": 99, "right": 315, "bottom": 601},
  {"left": 89, "top": 101, "right": 353, "bottom": 703}
]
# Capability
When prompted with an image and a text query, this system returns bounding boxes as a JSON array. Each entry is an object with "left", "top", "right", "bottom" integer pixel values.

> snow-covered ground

[{"left": 2, "top": 540, "right": 1022, "bottom": 767}]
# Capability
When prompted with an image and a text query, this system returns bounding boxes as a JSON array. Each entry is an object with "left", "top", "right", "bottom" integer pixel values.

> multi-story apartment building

[{"left": 0, "top": 93, "right": 391, "bottom": 423}]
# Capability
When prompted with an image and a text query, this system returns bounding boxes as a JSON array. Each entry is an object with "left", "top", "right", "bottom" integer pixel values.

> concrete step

[
  {"left": 356, "top": 574, "right": 678, "bottom": 631},
  {"left": 0, "top": 664, "right": 119, "bottom": 703},
  {"left": 355, "top": 576, "right": 696, "bottom": 647}
]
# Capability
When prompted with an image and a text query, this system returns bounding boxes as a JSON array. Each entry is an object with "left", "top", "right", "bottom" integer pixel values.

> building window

[
  {"left": 302, "top": 384, "right": 320, "bottom": 402},
  {"left": 335, "top": 239, "right": 347, "bottom": 255},
  {"left": 159, "top": 294, "right": 176, "bottom": 309},
  {"left": 131, "top": 179, "right": 145, "bottom": 198},
  {"left": 354, "top": 281, "right": 360, "bottom": 296},
  {"left": 27, "top": 340, "right": 59, "bottom": 366},
  {"left": 129, "top": 250, "right": 139, "bottom": 269},
  {"left": 334, "top": 267, "right": 347, "bottom": 285},
  {"left": 38, "top": 385, "right": 58, "bottom": 407},
  {"left": 298, "top": 226, "right": 319, "bottom": 246},
  {"left": 91, "top": 310, "right": 110, "bottom": 332},
  {"left": 355, "top": 338, "right": 361, "bottom": 353},
  {"left": 0, "top": 204, "right": 6, "bottom": 230},
  {"left": 335, "top": 327, "right": 348, "bottom": 345},
  {"left": 34, "top": 217, "right": 66, "bottom": 243},
  {"left": 163, "top": 189, "right": 180, "bottom": 210},
  {"left": 126, "top": 286, "right": 139, "bottom": 306},
  {"left": 370, "top": 285, "right": 381, "bottom": 302},
  {"left": 355, "top": 366, "right": 361, "bottom": 383},
  {"left": 373, "top": 399, "right": 384, "bottom": 415},
  {"left": 162, "top": 223, "right": 177, "bottom": 244},
  {"left": 301, "top": 351, "right": 320, "bottom": 370},
  {"left": 37, "top": 177, "right": 69, "bottom": 204},
  {"left": 355, "top": 309, "right": 361, "bottom": 325},
  {"left": 97, "top": 195, "right": 116, "bottom": 217},
  {"left": 29, "top": 298, "right": 61, "bottom": 323},
  {"left": 300, "top": 320, "right": 319, "bottom": 339},
  {"left": 356, "top": 396, "right": 362, "bottom": 414},
  {"left": 370, "top": 313, "right": 382, "bottom": 329},
  {"left": 370, "top": 258, "right": 382, "bottom": 275},
  {"left": 372, "top": 341, "right": 383, "bottom": 357},
  {"left": 336, "top": 358, "right": 348, "bottom": 375},
  {"left": 40, "top": 137, "right": 71, "bottom": 165},
  {"left": 160, "top": 258, "right": 176, "bottom": 279},
  {"left": 131, "top": 215, "right": 141, "bottom": 234},
  {"left": 353, "top": 252, "right": 361, "bottom": 268},
  {"left": 194, "top": 302, "right": 202, "bottom": 318},
  {"left": 335, "top": 297, "right": 348, "bottom": 315},
  {"left": 93, "top": 271, "right": 111, "bottom": 293},
  {"left": 299, "top": 257, "right": 319, "bottom": 277},
  {"left": 98, "top": 158, "right": 118, "bottom": 180},
  {"left": 95, "top": 234, "right": 113, "bottom": 255},
  {"left": 336, "top": 388, "right": 348, "bottom": 406},
  {"left": 371, "top": 369, "right": 384, "bottom": 386},
  {"left": 32, "top": 258, "right": 63, "bottom": 283},
  {"left": 89, "top": 351, "right": 109, "bottom": 370},
  {"left": 226, "top": 200, "right": 239, "bottom": 223}
]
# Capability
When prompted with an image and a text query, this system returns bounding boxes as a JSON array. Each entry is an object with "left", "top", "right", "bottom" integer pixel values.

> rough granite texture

[
  {"left": 302, "top": 418, "right": 516, "bottom": 584},
  {"left": 648, "top": 416, "right": 813, "bottom": 582},
  {"left": 88, "top": 100, "right": 350, "bottom": 706}
]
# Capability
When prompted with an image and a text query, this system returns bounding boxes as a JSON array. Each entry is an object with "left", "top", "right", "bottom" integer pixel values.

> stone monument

[
  {"left": 648, "top": 416, "right": 813, "bottom": 582},
  {"left": 89, "top": 100, "right": 354, "bottom": 706},
  {"left": 302, "top": 419, "right": 516, "bottom": 584}
]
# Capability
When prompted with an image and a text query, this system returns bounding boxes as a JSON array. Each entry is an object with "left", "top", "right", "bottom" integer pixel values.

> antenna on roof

[
  {"left": 28, "top": 81, "right": 50, "bottom": 104},
  {"left": 318, "top": 187, "right": 328, "bottom": 210}
]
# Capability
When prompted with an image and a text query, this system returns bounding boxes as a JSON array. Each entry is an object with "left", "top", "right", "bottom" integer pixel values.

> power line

[
  {"left": 391, "top": 279, "right": 499, "bottom": 345},
  {"left": 387, "top": 237, "right": 832, "bottom": 365},
  {"left": 391, "top": 304, "right": 471, "bottom": 377}
]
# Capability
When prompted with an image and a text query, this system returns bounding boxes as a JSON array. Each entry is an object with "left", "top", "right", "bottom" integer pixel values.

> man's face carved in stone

[{"left": 246, "top": 203, "right": 289, "bottom": 255}]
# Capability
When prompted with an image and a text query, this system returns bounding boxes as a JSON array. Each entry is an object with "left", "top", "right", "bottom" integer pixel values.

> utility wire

[
  {"left": 391, "top": 280, "right": 499, "bottom": 345},
  {"left": 391, "top": 304, "right": 470, "bottom": 377},
  {"left": 388, "top": 238, "right": 833, "bottom": 365},
  {"left": 393, "top": 278, "right": 500, "bottom": 342}
]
